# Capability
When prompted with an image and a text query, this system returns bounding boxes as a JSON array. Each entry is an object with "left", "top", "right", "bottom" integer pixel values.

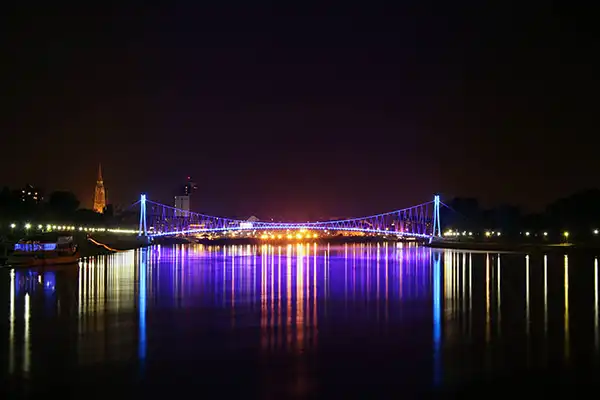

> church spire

[{"left": 93, "top": 163, "right": 106, "bottom": 213}]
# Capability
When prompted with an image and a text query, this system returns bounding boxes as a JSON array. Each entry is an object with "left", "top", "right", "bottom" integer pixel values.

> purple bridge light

[{"left": 134, "top": 194, "right": 442, "bottom": 241}]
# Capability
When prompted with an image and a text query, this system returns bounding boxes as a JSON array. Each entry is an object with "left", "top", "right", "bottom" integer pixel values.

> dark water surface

[{"left": 2, "top": 243, "right": 600, "bottom": 398}]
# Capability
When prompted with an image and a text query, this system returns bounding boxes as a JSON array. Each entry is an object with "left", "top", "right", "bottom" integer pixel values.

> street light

[
  {"left": 10, "top": 223, "right": 16, "bottom": 229},
  {"left": 564, "top": 231, "right": 570, "bottom": 240},
  {"left": 543, "top": 232, "right": 548, "bottom": 236},
  {"left": 594, "top": 229, "right": 599, "bottom": 235},
  {"left": 25, "top": 223, "right": 31, "bottom": 230}
]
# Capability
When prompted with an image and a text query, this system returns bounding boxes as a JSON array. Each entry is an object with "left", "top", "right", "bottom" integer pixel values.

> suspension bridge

[{"left": 132, "top": 194, "right": 443, "bottom": 241}]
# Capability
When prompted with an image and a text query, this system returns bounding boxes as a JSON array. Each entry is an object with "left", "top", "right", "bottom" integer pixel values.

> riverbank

[
  {"left": 0, "top": 233, "right": 150, "bottom": 265},
  {"left": 427, "top": 240, "right": 600, "bottom": 254},
  {"left": 80, "top": 233, "right": 151, "bottom": 256}
]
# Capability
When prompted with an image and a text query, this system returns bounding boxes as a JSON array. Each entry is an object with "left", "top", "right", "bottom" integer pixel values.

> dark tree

[{"left": 47, "top": 191, "right": 80, "bottom": 218}]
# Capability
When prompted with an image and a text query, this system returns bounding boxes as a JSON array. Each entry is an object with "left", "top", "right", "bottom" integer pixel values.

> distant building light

[{"left": 594, "top": 229, "right": 599, "bottom": 235}]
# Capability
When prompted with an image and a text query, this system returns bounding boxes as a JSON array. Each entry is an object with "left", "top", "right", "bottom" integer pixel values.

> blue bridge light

[{"left": 135, "top": 193, "right": 442, "bottom": 240}]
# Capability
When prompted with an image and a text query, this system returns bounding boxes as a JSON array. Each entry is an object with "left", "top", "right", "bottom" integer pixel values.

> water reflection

[
  {"left": 594, "top": 258, "right": 600, "bottom": 352},
  {"left": 564, "top": 254, "right": 570, "bottom": 363},
  {"left": 2, "top": 244, "right": 600, "bottom": 393}
]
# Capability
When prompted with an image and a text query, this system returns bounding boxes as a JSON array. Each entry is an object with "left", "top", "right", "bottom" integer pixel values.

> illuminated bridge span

[{"left": 135, "top": 194, "right": 442, "bottom": 241}]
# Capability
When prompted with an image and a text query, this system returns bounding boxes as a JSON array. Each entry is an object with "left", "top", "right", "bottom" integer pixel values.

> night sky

[{"left": 1, "top": 3, "right": 596, "bottom": 220}]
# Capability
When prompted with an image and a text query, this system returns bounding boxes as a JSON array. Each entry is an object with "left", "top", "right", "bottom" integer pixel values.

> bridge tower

[
  {"left": 139, "top": 194, "right": 147, "bottom": 236},
  {"left": 431, "top": 194, "right": 442, "bottom": 239}
]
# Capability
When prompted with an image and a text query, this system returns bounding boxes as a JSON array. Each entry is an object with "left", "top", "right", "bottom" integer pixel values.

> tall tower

[{"left": 93, "top": 163, "right": 106, "bottom": 213}]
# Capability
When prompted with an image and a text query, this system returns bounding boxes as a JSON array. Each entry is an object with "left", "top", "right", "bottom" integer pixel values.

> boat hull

[{"left": 6, "top": 253, "right": 80, "bottom": 268}]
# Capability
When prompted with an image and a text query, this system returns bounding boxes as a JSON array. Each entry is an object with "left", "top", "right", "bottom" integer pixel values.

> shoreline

[
  {"left": 427, "top": 240, "right": 600, "bottom": 254},
  {"left": 0, "top": 233, "right": 151, "bottom": 265}
]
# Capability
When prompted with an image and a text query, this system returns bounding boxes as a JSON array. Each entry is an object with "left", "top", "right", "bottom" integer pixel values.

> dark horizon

[{"left": 1, "top": 3, "right": 597, "bottom": 219}]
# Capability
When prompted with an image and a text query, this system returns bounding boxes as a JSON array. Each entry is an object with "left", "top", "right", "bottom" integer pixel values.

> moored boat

[{"left": 6, "top": 234, "right": 80, "bottom": 267}]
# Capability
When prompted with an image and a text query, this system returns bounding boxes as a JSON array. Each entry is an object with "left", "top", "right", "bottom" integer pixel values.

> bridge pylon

[
  {"left": 139, "top": 194, "right": 147, "bottom": 236},
  {"left": 431, "top": 194, "right": 442, "bottom": 240}
]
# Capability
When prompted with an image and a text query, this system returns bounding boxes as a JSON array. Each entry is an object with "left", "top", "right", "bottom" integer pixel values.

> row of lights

[
  {"left": 445, "top": 230, "right": 501, "bottom": 237},
  {"left": 446, "top": 229, "right": 600, "bottom": 238},
  {"left": 7, "top": 223, "right": 138, "bottom": 234},
  {"left": 260, "top": 233, "right": 320, "bottom": 240}
]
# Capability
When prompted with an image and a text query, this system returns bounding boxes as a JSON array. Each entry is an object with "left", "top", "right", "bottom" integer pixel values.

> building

[
  {"left": 93, "top": 164, "right": 106, "bottom": 213},
  {"left": 21, "top": 184, "right": 42, "bottom": 204},
  {"left": 174, "top": 176, "right": 197, "bottom": 217},
  {"left": 174, "top": 195, "right": 190, "bottom": 217}
]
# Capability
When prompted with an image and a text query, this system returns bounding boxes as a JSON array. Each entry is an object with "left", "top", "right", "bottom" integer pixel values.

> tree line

[
  {"left": 440, "top": 189, "right": 600, "bottom": 240},
  {"left": 0, "top": 186, "right": 136, "bottom": 226}
]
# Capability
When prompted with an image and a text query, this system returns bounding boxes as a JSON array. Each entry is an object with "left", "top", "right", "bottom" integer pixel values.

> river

[{"left": 2, "top": 243, "right": 600, "bottom": 397}]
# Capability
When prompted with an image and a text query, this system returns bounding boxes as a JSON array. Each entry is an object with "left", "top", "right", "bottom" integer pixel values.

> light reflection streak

[
  {"left": 462, "top": 253, "right": 466, "bottom": 334},
  {"left": 376, "top": 244, "right": 380, "bottom": 322},
  {"left": 595, "top": 257, "right": 599, "bottom": 353},
  {"left": 469, "top": 253, "right": 472, "bottom": 335},
  {"left": 544, "top": 255, "right": 548, "bottom": 337},
  {"left": 222, "top": 247, "right": 226, "bottom": 308},
  {"left": 304, "top": 245, "right": 309, "bottom": 344},
  {"left": 399, "top": 245, "right": 404, "bottom": 300},
  {"left": 344, "top": 245, "right": 348, "bottom": 314},
  {"left": 366, "top": 244, "right": 370, "bottom": 305},
  {"left": 564, "top": 254, "right": 570, "bottom": 362},
  {"left": 526, "top": 255, "right": 530, "bottom": 337},
  {"left": 287, "top": 245, "right": 292, "bottom": 349},
  {"left": 385, "top": 243, "right": 389, "bottom": 324},
  {"left": 139, "top": 250, "right": 147, "bottom": 371},
  {"left": 432, "top": 252, "right": 442, "bottom": 386},
  {"left": 231, "top": 246, "right": 235, "bottom": 327},
  {"left": 23, "top": 293, "right": 30, "bottom": 373},
  {"left": 296, "top": 244, "right": 305, "bottom": 352},
  {"left": 9, "top": 269, "right": 15, "bottom": 374},
  {"left": 486, "top": 253, "right": 490, "bottom": 343},
  {"left": 271, "top": 246, "right": 275, "bottom": 351},
  {"left": 251, "top": 247, "right": 256, "bottom": 307},
  {"left": 313, "top": 244, "right": 317, "bottom": 348},
  {"left": 324, "top": 243, "right": 329, "bottom": 318},
  {"left": 261, "top": 247, "right": 267, "bottom": 350},
  {"left": 278, "top": 246, "right": 282, "bottom": 348},
  {"left": 497, "top": 255, "right": 501, "bottom": 336}
]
